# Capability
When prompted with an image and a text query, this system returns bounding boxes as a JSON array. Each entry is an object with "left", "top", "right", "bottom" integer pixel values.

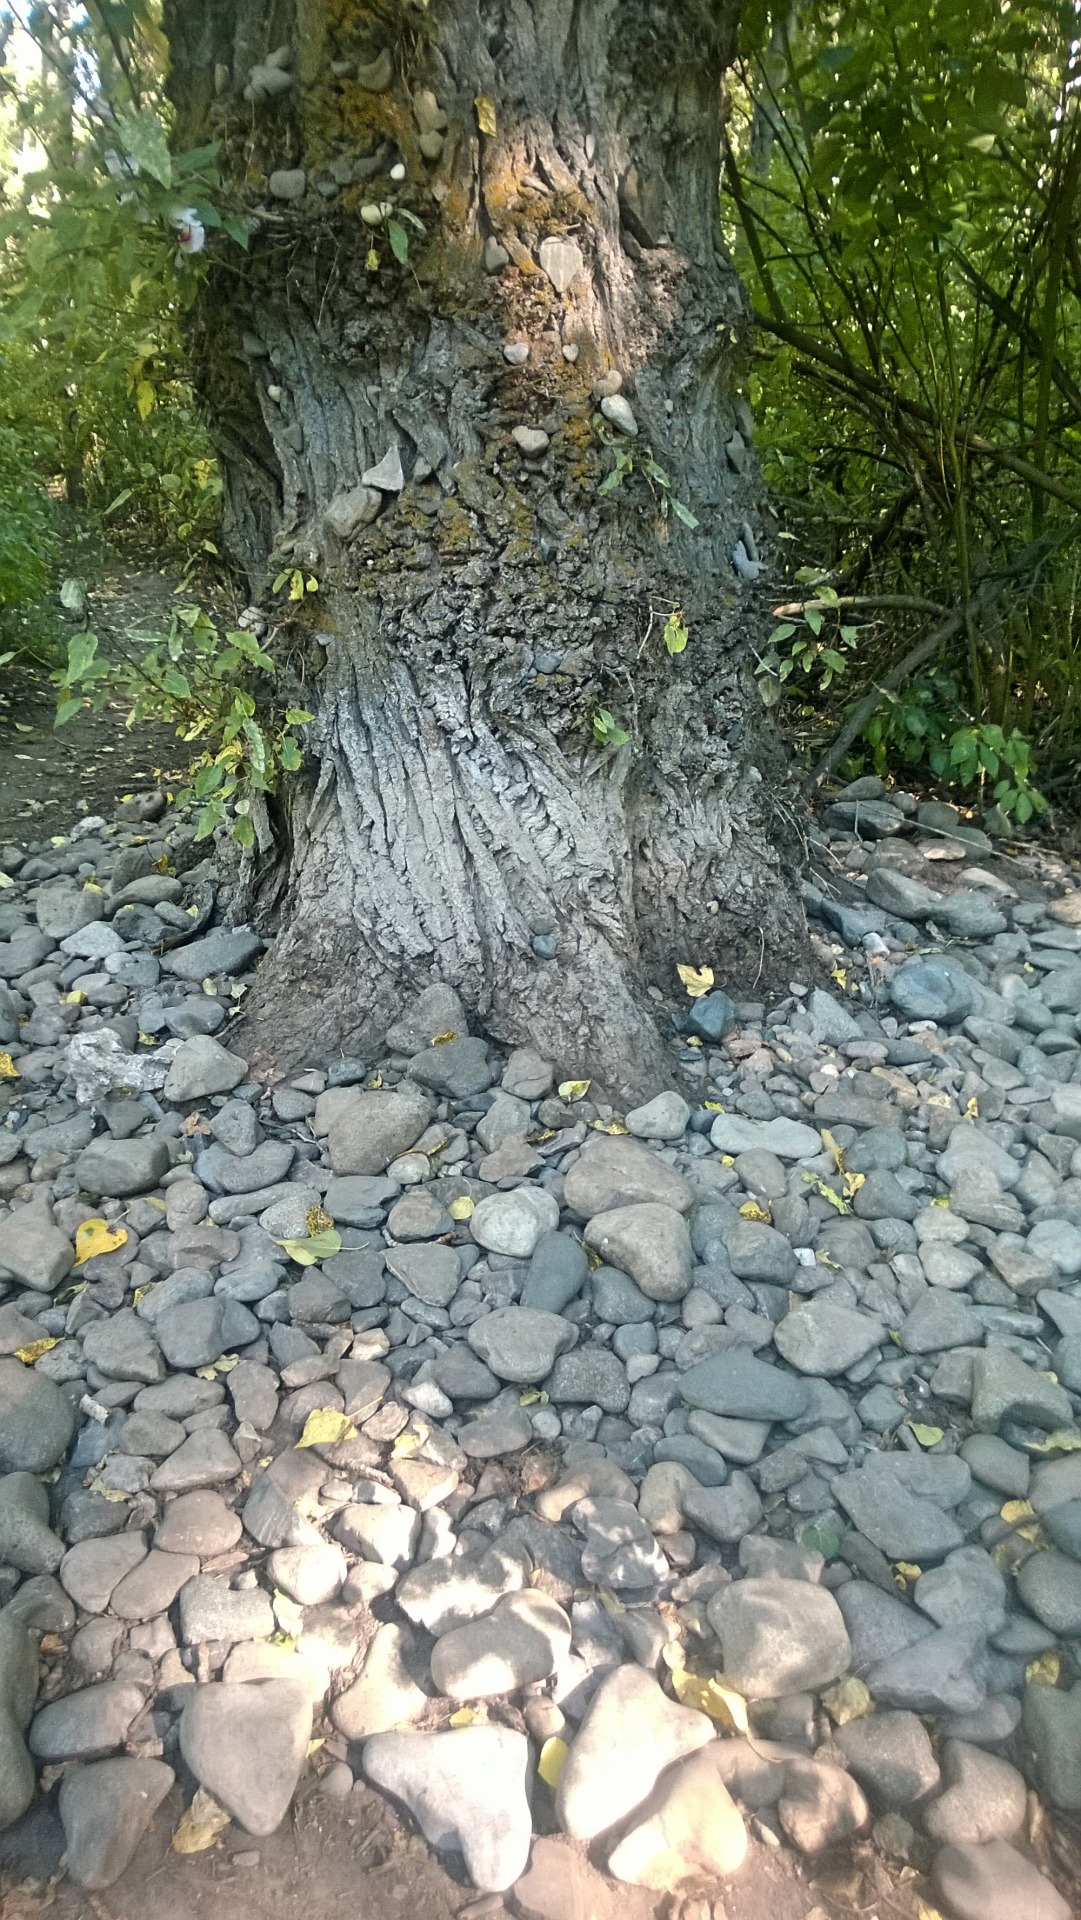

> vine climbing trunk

[{"left": 161, "top": 0, "right": 806, "bottom": 1103}]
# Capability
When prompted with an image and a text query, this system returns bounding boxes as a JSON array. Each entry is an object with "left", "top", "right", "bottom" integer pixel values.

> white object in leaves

[
  {"left": 732, "top": 540, "right": 763, "bottom": 582},
  {"left": 173, "top": 207, "right": 206, "bottom": 254}
]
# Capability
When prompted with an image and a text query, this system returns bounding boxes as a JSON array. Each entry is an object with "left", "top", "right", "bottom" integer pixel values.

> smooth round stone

[
  {"left": 709, "top": 1115, "right": 821, "bottom": 1159},
  {"left": 774, "top": 1301, "right": 884, "bottom": 1375},
  {"left": 520, "top": 1232, "right": 589, "bottom": 1313},
  {"left": 386, "top": 1190, "right": 452, "bottom": 1240},
  {"left": 467, "top": 1307, "right": 575, "bottom": 1384},
  {"left": 179, "top": 1680, "right": 312, "bottom": 1836},
  {"left": 154, "top": 1490, "right": 242, "bottom": 1558},
  {"left": 606, "top": 1747, "right": 748, "bottom": 1888},
  {"left": 583, "top": 1204, "right": 692, "bottom": 1302},
  {"left": 932, "top": 1839, "right": 1070, "bottom": 1920},
  {"left": 470, "top": 1188, "right": 559, "bottom": 1258},
  {"left": 1015, "top": 1549, "right": 1081, "bottom": 1633},
  {"left": 430, "top": 1591, "right": 570, "bottom": 1699},
  {"left": 835, "top": 1711, "right": 940, "bottom": 1809},
  {"left": 922, "top": 1739, "right": 1026, "bottom": 1846},
  {"left": 0, "top": 1358, "right": 76, "bottom": 1473},
  {"left": 625, "top": 1092, "right": 691, "bottom": 1141},
  {"left": 706, "top": 1578, "right": 851, "bottom": 1700}
]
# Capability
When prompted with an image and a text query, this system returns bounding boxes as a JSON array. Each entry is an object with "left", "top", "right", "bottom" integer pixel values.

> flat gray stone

[
  {"left": 932, "top": 1840, "right": 1069, "bottom": 1920},
  {"left": 430, "top": 1591, "right": 570, "bottom": 1700},
  {"left": 29, "top": 1681, "right": 146, "bottom": 1761},
  {"left": 556, "top": 1666, "right": 713, "bottom": 1841},
  {"left": 326, "top": 1089, "right": 431, "bottom": 1174},
  {"left": 562, "top": 1137, "right": 693, "bottom": 1218},
  {"left": 774, "top": 1301, "right": 884, "bottom": 1375},
  {"left": 467, "top": 1307, "right": 575, "bottom": 1383},
  {"left": 362, "top": 1726, "right": 532, "bottom": 1891},
  {"left": 709, "top": 1115, "right": 821, "bottom": 1159},
  {"left": 866, "top": 1628, "right": 987, "bottom": 1714},
  {"left": 179, "top": 1680, "right": 312, "bottom": 1835},
  {"left": 0, "top": 1359, "right": 75, "bottom": 1476},
  {"left": 678, "top": 1350, "right": 809, "bottom": 1421},
  {"left": 835, "top": 1710, "right": 940, "bottom": 1809},
  {"left": 706, "top": 1577, "right": 851, "bottom": 1700},
  {"left": 163, "top": 1036, "right": 248, "bottom": 1102},
  {"left": 59, "top": 1756, "right": 175, "bottom": 1889},
  {"left": 583, "top": 1204, "right": 692, "bottom": 1302}
]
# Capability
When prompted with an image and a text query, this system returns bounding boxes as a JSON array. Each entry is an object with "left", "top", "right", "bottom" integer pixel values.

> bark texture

[{"left": 162, "top": 0, "right": 806, "bottom": 1102}]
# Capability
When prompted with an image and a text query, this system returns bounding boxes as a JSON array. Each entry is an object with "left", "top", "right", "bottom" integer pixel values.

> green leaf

[
  {"left": 54, "top": 697, "right": 82, "bottom": 728},
  {"left": 279, "top": 737, "right": 302, "bottom": 771},
  {"left": 803, "top": 606, "right": 825, "bottom": 635},
  {"left": 284, "top": 708, "right": 314, "bottom": 725},
  {"left": 670, "top": 497, "right": 699, "bottom": 529},
  {"left": 221, "top": 215, "right": 251, "bottom": 250},
  {"left": 116, "top": 109, "right": 173, "bottom": 188},
  {"left": 386, "top": 219, "right": 409, "bottom": 264},
  {"left": 232, "top": 813, "right": 255, "bottom": 848}
]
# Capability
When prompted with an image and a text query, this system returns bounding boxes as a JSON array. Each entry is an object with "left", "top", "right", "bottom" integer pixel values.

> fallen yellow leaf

[
  {"left": 448, "top": 1195, "right": 474, "bottom": 1221},
  {"left": 704, "top": 1101, "right": 725, "bottom": 1112},
  {"left": 74, "top": 1218, "right": 129, "bottom": 1265},
  {"left": 820, "top": 1676, "right": 873, "bottom": 1724},
  {"left": 519, "top": 1389, "right": 548, "bottom": 1406},
  {"left": 1026, "top": 1651, "right": 1061, "bottom": 1686},
  {"left": 893, "top": 1562, "right": 922, "bottom": 1589},
  {"left": 591, "top": 1119, "right": 628, "bottom": 1135},
  {"left": 172, "top": 1787, "right": 231, "bottom": 1854},
  {"left": 474, "top": 93, "right": 497, "bottom": 135},
  {"left": 739, "top": 1200, "right": 772, "bottom": 1223},
  {"left": 677, "top": 964, "right": 714, "bottom": 998},
  {"left": 14, "top": 1338, "right": 60, "bottom": 1364},
  {"left": 61, "top": 990, "right": 87, "bottom": 1005},
  {"left": 1027, "top": 1430, "right": 1081, "bottom": 1454},
  {"left": 367, "top": 1074, "right": 383, "bottom": 1090},
  {"left": 537, "top": 1737, "right": 568, "bottom": 1788},
  {"left": 669, "top": 1669, "right": 749, "bottom": 1733},
  {"left": 449, "top": 1705, "right": 483, "bottom": 1726},
  {"left": 201, "top": 976, "right": 217, "bottom": 996},
  {"left": 908, "top": 1423, "right": 945, "bottom": 1448},
  {"left": 86, "top": 1478, "right": 129, "bottom": 1503},
  {"left": 295, "top": 1408, "right": 356, "bottom": 1449},
  {"left": 964, "top": 1096, "right": 979, "bottom": 1119},
  {"left": 1001, "top": 1499, "right": 1037, "bottom": 1526},
  {"left": 276, "top": 1228, "right": 342, "bottom": 1266},
  {"left": 0, "top": 1052, "right": 20, "bottom": 1079},
  {"left": 830, "top": 966, "right": 847, "bottom": 988},
  {"left": 430, "top": 1030, "right": 458, "bottom": 1045},
  {"left": 305, "top": 1204, "right": 334, "bottom": 1236},
  {"left": 558, "top": 1079, "right": 591, "bottom": 1100}
]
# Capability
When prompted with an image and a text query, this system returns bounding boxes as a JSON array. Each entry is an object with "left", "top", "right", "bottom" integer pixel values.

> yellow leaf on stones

[
  {"left": 474, "top": 93, "right": 497, "bottom": 135},
  {"left": 138, "top": 1032, "right": 157, "bottom": 1045},
  {"left": 172, "top": 1788, "right": 231, "bottom": 1853},
  {"left": 809, "top": 1178, "right": 849, "bottom": 1215},
  {"left": 450, "top": 1705, "right": 483, "bottom": 1726},
  {"left": 909, "top": 1423, "right": 945, "bottom": 1448},
  {"left": 686, "top": 1035, "right": 702, "bottom": 1047},
  {"left": 931, "top": 1195, "right": 951, "bottom": 1208},
  {"left": 296, "top": 1409, "right": 356, "bottom": 1449},
  {"left": 677, "top": 965, "right": 714, "bottom": 998},
  {"left": 0, "top": 1053, "right": 20, "bottom": 1079},
  {"left": 537, "top": 1738, "right": 568, "bottom": 1788},
  {"left": 1028, "top": 1430, "right": 1081, "bottom": 1454},
  {"left": 273, "top": 1590, "right": 304, "bottom": 1634},
  {"left": 277, "top": 1229, "right": 342, "bottom": 1266},
  {"left": 392, "top": 1431, "right": 422, "bottom": 1458},
  {"left": 964, "top": 1096, "right": 979, "bottom": 1119},
  {"left": 830, "top": 967, "right": 847, "bottom": 988},
  {"left": 893, "top": 1563, "right": 922, "bottom": 1589},
  {"left": 146, "top": 1196, "right": 167, "bottom": 1210},
  {"left": 596, "top": 1587, "right": 624, "bottom": 1615},
  {"left": 430, "top": 1031, "right": 458, "bottom": 1045},
  {"left": 704, "top": 1101, "right": 725, "bottom": 1112},
  {"left": 531, "top": 1130, "right": 556, "bottom": 1144},
  {"left": 0, "top": 873, "right": 12, "bottom": 888},
  {"left": 14, "top": 1338, "right": 60, "bottom": 1364},
  {"left": 721, "top": 1154, "right": 735, "bottom": 1167},
  {"left": 739, "top": 1201, "right": 772, "bottom": 1223},
  {"left": 1001, "top": 1499, "right": 1037, "bottom": 1526},
  {"left": 448, "top": 1196, "right": 475, "bottom": 1221},
  {"left": 305, "top": 1205, "right": 334, "bottom": 1236},
  {"left": 558, "top": 1080, "right": 591, "bottom": 1100},
  {"left": 519, "top": 1390, "right": 548, "bottom": 1406},
  {"left": 669, "top": 1669, "right": 749, "bottom": 1733},
  {"left": 917, "top": 1906, "right": 948, "bottom": 1920},
  {"left": 86, "top": 1479, "right": 128, "bottom": 1503},
  {"left": 62, "top": 990, "right": 87, "bottom": 1005},
  {"left": 1026, "top": 1651, "right": 1061, "bottom": 1686},
  {"left": 842, "top": 1170, "right": 865, "bottom": 1199},
  {"left": 821, "top": 1676, "right": 873, "bottom": 1725},
  {"left": 306, "top": 1738, "right": 324, "bottom": 1756},
  {"left": 591, "top": 1120, "right": 628, "bottom": 1135},
  {"left": 201, "top": 977, "right": 217, "bottom": 995},
  {"left": 74, "top": 1218, "right": 129, "bottom": 1265},
  {"left": 367, "top": 1074, "right": 383, "bottom": 1090},
  {"left": 821, "top": 1128, "right": 844, "bottom": 1171}
]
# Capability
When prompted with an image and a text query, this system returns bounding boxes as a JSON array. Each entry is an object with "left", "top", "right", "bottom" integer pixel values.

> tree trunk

[{"left": 162, "top": 0, "right": 806, "bottom": 1103}]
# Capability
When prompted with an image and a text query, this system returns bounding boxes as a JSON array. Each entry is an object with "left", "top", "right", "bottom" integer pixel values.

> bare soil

[
  {"left": 0, "top": 1767, "right": 838, "bottom": 1920},
  {"left": 0, "top": 568, "right": 193, "bottom": 845}
]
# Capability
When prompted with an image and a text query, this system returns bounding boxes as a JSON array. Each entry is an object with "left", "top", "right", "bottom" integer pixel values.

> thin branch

[{"left": 771, "top": 593, "right": 948, "bottom": 617}]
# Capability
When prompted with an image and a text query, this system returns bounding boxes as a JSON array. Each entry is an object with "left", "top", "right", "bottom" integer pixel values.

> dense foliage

[{"left": 727, "top": 0, "right": 1081, "bottom": 808}]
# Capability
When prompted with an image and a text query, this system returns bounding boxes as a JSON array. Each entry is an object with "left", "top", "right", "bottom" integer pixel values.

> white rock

[{"left": 362, "top": 445, "right": 405, "bottom": 491}]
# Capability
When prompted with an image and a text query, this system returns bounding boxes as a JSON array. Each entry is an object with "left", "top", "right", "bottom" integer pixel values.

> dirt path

[
  {"left": 0, "top": 1764, "right": 836, "bottom": 1920},
  {"left": 0, "top": 567, "right": 194, "bottom": 844}
]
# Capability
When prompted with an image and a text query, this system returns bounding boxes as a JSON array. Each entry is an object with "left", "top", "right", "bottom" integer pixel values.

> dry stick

[{"left": 771, "top": 593, "right": 948, "bottom": 618}]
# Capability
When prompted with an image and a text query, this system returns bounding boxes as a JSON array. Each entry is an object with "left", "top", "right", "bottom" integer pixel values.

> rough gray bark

[{"left": 162, "top": 0, "right": 806, "bottom": 1102}]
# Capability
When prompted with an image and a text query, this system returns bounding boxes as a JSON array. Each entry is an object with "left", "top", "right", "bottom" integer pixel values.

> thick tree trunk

[{"left": 163, "top": 0, "right": 806, "bottom": 1102}]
